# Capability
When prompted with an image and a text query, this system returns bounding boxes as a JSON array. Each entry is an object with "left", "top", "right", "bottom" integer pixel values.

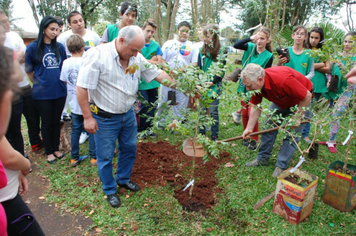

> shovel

[{"left": 182, "top": 120, "right": 309, "bottom": 157}]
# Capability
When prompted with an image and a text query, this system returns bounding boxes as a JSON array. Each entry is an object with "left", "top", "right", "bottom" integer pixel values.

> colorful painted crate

[
  {"left": 322, "top": 160, "right": 356, "bottom": 212},
  {"left": 273, "top": 168, "right": 318, "bottom": 224}
]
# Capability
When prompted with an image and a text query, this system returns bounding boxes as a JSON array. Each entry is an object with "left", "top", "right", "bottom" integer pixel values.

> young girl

[
  {"left": 197, "top": 24, "right": 226, "bottom": 141},
  {"left": 25, "top": 16, "right": 67, "bottom": 164},
  {"left": 319, "top": 32, "right": 356, "bottom": 153},
  {"left": 278, "top": 25, "right": 314, "bottom": 143},
  {"left": 232, "top": 27, "right": 273, "bottom": 150},
  {"left": 307, "top": 27, "right": 331, "bottom": 101}
]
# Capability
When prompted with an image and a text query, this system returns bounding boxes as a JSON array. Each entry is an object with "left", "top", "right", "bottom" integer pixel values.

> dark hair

[
  {"left": 0, "top": 45, "right": 14, "bottom": 101},
  {"left": 54, "top": 16, "right": 64, "bottom": 26},
  {"left": 307, "top": 27, "right": 324, "bottom": 49},
  {"left": 67, "top": 11, "right": 82, "bottom": 24},
  {"left": 177, "top": 21, "right": 191, "bottom": 30},
  {"left": 201, "top": 24, "right": 221, "bottom": 61},
  {"left": 142, "top": 18, "right": 157, "bottom": 30},
  {"left": 67, "top": 34, "right": 85, "bottom": 54},
  {"left": 293, "top": 25, "right": 308, "bottom": 48},
  {"left": 120, "top": 1, "right": 138, "bottom": 17},
  {"left": 35, "top": 16, "right": 61, "bottom": 64}
]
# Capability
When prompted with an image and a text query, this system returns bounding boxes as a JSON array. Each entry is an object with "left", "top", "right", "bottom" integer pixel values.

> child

[
  {"left": 232, "top": 27, "right": 273, "bottom": 150},
  {"left": 60, "top": 35, "right": 97, "bottom": 166},
  {"left": 278, "top": 25, "right": 314, "bottom": 144}
]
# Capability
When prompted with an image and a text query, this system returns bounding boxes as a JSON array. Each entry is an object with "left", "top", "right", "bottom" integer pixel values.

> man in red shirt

[{"left": 241, "top": 63, "right": 312, "bottom": 177}]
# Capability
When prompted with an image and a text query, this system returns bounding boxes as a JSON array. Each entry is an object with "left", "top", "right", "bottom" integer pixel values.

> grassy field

[{"left": 25, "top": 56, "right": 355, "bottom": 235}]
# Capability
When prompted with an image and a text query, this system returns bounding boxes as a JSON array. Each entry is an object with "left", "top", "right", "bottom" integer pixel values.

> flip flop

[
  {"left": 327, "top": 142, "right": 337, "bottom": 153},
  {"left": 54, "top": 153, "right": 66, "bottom": 159}
]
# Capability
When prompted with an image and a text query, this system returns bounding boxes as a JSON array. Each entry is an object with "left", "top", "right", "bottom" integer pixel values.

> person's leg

[
  {"left": 155, "top": 84, "right": 169, "bottom": 119},
  {"left": 88, "top": 132, "right": 96, "bottom": 164},
  {"left": 22, "top": 92, "right": 42, "bottom": 146},
  {"left": 138, "top": 89, "right": 149, "bottom": 132},
  {"left": 172, "top": 90, "right": 189, "bottom": 120},
  {"left": 5, "top": 101, "right": 25, "bottom": 155},
  {"left": 116, "top": 108, "right": 138, "bottom": 185},
  {"left": 246, "top": 102, "right": 259, "bottom": 142},
  {"left": 35, "top": 100, "right": 54, "bottom": 156},
  {"left": 51, "top": 97, "right": 66, "bottom": 155},
  {"left": 93, "top": 113, "right": 119, "bottom": 195},
  {"left": 241, "top": 100, "right": 249, "bottom": 130},
  {"left": 2, "top": 194, "right": 45, "bottom": 236},
  {"left": 209, "top": 96, "right": 219, "bottom": 140},
  {"left": 70, "top": 113, "right": 82, "bottom": 160},
  {"left": 146, "top": 88, "right": 158, "bottom": 128}
]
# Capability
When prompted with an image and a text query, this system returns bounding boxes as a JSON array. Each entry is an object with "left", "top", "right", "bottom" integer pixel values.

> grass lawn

[{"left": 24, "top": 58, "right": 355, "bottom": 235}]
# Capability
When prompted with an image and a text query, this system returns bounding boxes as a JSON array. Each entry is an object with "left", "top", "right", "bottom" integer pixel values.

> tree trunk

[{"left": 155, "top": 0, "right": 162, "bottom": 45}]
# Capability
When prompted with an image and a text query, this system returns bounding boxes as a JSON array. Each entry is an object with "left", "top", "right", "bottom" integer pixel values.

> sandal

[
  {"left": 327, "top": 142, "right": 337, "bottom": 153},
  {"left": 47, "top": 155, "right": 57, "bottom": 164},
  {"left": 54, "top": 152, "right": 65, "bottom": 159}
]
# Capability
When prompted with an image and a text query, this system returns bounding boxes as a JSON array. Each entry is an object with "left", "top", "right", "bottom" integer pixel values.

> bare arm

[
  {"left": 0, "top": 137, "right": 31, "bottom": 175},
  {"left": 315, "top": 61, "right": 331, "bottom": 74},
  {"left": 76, "top": 86, "right": 98, "bottom": 134},
  {"left": 346, "top": 65, "right": 356, "bottom": 84},
  {"left": 147, "top": 55, "right": 163, "bottom": 64},
  {"left": 26, "top": 72, "right": 34, "bottom": 83},
  {"left": 242, "top": 105, "right": 262, "bottom": 139},
  {"left": 154, "top": 71, "right": 177, "bottom": 89},
  {"left": 12, "top": 59, "right": 23, "bottom": 83},
  {"left": 16, "top": 49, "right": 25, "bottom": 64}
]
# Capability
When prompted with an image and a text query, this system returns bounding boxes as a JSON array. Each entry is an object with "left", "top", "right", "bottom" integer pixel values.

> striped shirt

[{"left": 77, "top": 40, "right": 161, "bottom": 114}]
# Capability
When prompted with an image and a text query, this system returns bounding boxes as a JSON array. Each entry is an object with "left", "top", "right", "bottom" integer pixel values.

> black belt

[{"left": 90, "top": 103, "right": 113, "bottom": 118}]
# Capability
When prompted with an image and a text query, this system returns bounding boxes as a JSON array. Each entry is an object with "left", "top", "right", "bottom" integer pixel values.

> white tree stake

[
  {"left": 245, "top": 23, "right": 262, "bottom": 33},
  {"left": 342, "top": 130, "right": 353, "bottom": 146},
  {"left": 183, "top": 180, "right": 194, "bottom": 191},
  {"left": 319, "top": 123, "right": 323, "bottom": 134},
  {"left": 290, "top": 156, "right": 305, "bottom": 173}
]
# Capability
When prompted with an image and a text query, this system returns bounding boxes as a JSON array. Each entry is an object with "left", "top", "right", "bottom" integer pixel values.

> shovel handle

[{"left": 217, "top": 120, "right": 309, "bottom": 144}]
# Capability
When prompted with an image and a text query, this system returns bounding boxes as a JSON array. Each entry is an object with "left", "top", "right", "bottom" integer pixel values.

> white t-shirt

[
  {"left": 60, "top": 57, "right": 83, "bottom": 115},
  {"left": 57, "top": 29, "right": 101, "bottom": 57},
  {"left": 162, "top": 39, "right": 199, "bottom": 69},
  {"left": 0, "top": 168, "right": 18, "bottom": 202},
  {"left": 4, "top": 32, "right": 30, "bottom": 88}
]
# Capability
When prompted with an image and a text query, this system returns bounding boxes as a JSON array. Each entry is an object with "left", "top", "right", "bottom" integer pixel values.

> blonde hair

[{"left": 253, "top": 27, "right": 272, "bottom": 52}]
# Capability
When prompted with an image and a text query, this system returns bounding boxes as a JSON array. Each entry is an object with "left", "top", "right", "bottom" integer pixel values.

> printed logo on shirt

[
  {"left": 180, "top": 45, "right": 191, "bottom": 56},
  {"left": 84, "top": 41, "right": 96, "bottom": 51},
  {"left": 67, "top": 69, "right": 79, "bottom": 86},
  {"left": 149, "top": 52, "right": 157, "bottom": 58},
  {"left": 42, "top": 53, "right": 60, "bottom": 69},
  {"left": 301, "top": 63, "right": 308, "bottom": 68}
]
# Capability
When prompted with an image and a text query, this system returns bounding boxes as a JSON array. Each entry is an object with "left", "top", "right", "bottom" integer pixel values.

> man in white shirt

[
  {"left": 0, "top": 9, "right": 42, "bottom": 155},
  {"left": 57, "top": 11, "right": 101, "bottom": 57},
  {"left": 156, "top": 21, "right": 199, "bottom": 120},
  {"left": 76, "top": 25, "right": 178, "bottom": 208}
]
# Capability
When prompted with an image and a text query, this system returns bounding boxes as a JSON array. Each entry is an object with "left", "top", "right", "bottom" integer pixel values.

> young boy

[{"left": 60, "top": 35, "right": 97, "bottom": 166}]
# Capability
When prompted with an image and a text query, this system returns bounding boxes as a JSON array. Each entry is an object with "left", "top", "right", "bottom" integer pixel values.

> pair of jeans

[
  {"left": 35, "top": 97, "right": 66, "bottom": 155},
  {"left": 2, "top": 194, "right": 45, "bottom": 236},
  {"left": 257, "top": 102, "right": 308, "bottom": 169},
  {"left": 199, "top": 95, "right": 220, "bottom": 138},
  {"left": 22, "top": 91, "right": 41, "bottom": 145},
  {"left": 93, "top": 107, "right": 137, "bottom": 195},
  {"left": 71, "top": 113, "right": 96, "bottom": 160},
  {"left": 138, "top": 88, "right": 158, "bottom": 132},
  {"left": 6, "top": 101, "right": 24, "bottom": 155}
]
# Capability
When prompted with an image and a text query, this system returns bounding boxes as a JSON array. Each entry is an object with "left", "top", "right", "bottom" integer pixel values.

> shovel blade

[{"left": 182, "top": 138, "right": 207, "bottom": 157}]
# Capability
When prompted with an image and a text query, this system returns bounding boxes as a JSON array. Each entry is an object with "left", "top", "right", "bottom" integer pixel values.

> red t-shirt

[{"left": 250, "top": 66, "right": 313, "bottom": 109}]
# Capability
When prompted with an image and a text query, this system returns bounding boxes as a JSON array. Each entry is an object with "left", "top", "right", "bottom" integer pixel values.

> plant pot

[
  {"left": 273, "top": 168, "right": 318, "bottom": 224},
  {"left": 322, "top": 160, "right": 356, "bottom": 212},
  {"left": 308, "top": 143, "right": 319, "bottom": 159},
  {"left": 276, "top": 47, "right": 291, "bottom": 63},
  {"left": 230, "top": 68, "right": 241, "bottom": 82}
]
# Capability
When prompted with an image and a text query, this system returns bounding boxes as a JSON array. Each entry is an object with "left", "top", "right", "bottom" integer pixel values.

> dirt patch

[
  {"left": 284, "top": 174, "right": 312, "bottom": 187},
  {"left": 334, "top": 166, "right": 356, "bottom": 177},
  {"left": 132, "top": 141, "right": 231, "bottom": 212}
]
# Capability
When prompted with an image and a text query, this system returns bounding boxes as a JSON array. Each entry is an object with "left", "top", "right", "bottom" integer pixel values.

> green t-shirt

[
  {"left": 107, "top": 24, "right": 120, "bottom": 43},
  {"left": 237, "top": 43, "right": 273, "bottom": 93},
  {"left": 139, "top": 40, "right": 161, "bottom": 90},
  {"left": 311, "top": 57, "right": 327, "bottom": 93},
  {"left": 283, "top": 47, "right": 313, "bottom": 76}
]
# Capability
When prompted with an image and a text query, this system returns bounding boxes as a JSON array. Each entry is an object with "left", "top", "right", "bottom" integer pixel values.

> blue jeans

[
  {"left": 257, "top": 103, "right": 307, "bottom": 169},
  {"left": 93, "top": 107, "right": 137, "bottom": 195},
  {"left": 71, "top": 113, "right": 96, "bottom": 159},
  {"left": 199, "top": 96, "right": 220, "bottom": 138}
]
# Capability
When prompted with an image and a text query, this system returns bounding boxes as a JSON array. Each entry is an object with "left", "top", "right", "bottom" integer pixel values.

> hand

[
  {"left": 18, "top": 171, "right": 28, "bottom": 197},
  {"left": 278, "top": 55, "right": 288, "bottom": 66},
  {"left": 242, "top": 128, "right": 253, "bottom": 139},
  {"left": 290, "top": 113, "right": 302, "bottom": 129},
  {"left": 205, "top": 82, "right": 214, "bottom": 86},
  {"left": 84, "top": 117, "right": 98, "bottom": 134},
  {"left": 346, "top": 66, "right": 356, "bottom": 84}
]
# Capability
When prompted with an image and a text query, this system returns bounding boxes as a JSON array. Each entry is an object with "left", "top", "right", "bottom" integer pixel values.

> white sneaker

[
  {"left": 79, "top": 132, "right": 89, "bottom": 145},
  {"left": 232, "top": 112, "right": 241, "bottom": 124}
]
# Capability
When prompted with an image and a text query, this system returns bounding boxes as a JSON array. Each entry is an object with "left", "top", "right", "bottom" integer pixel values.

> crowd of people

[{"left": 0, "top": 0, "right": 356, "bottom": 234}]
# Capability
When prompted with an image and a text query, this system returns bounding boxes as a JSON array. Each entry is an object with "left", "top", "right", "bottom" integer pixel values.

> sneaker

[
  {"left": 248, "top": 140, "right": 258, "bottom": 150},
  {"left": 272, "top": 167, "right": 285, "bottom": 178},
  {"left": 245, "top": 159, "right": 268, "bottom": 167},
  {"left": 232, "top": 112, "right": 241, "bottom": 124},
  {"left": 242, "top": 139, "right": 249, "bottom": 147},
  {"left": 90, "top": 158, "right": 97, "bottom": 166},
  {"left": 31, "top": 141, "right": 43, "bottom": 151},
  {"left": 79, "top": 132, "right": 89, "bottom": 144},
  {"left": 63, "top": 114, "right": 71, "bottom": 121},
  {"left": 70, "top": 155, "right": 88, "bottom": 167},
  {"left": 211, "top": 136, "right": 218, "bottom": 141}
]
